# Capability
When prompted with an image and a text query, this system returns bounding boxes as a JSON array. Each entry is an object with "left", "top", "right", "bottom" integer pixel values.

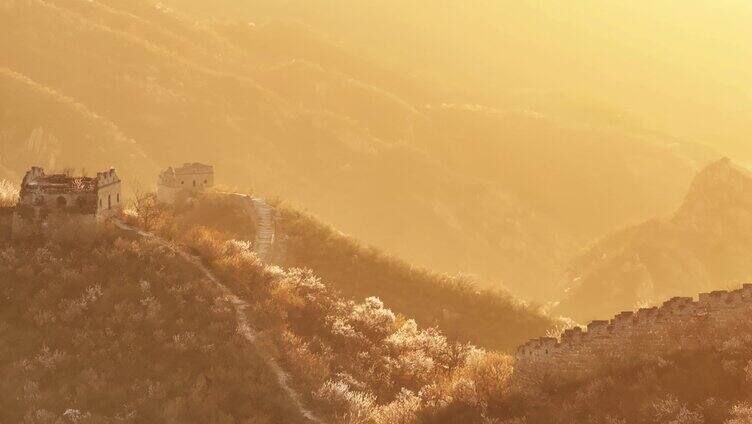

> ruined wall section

[
  {"left": 11, "top": 167, "right": 123, "bottom": 235},
  {"left": 95, "top": 169, "right": 122, "bottom": 220},
  {"left": 16, "top": 167, "right": 99, "bottom": 224},
  {"left": 516, "top": 285, "right": 752, "bottom": 380}
]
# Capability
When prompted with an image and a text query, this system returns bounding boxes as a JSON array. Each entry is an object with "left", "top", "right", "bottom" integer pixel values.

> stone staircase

[
  {"left": 250, "top": 197, "right": 275, "bottom": 262},
  {"left": 224, "top": 193, "right": 277, "bottom": 262}
]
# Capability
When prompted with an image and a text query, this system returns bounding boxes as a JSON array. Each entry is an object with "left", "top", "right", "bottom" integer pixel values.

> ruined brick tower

[{"left": 12, "top": 167, "right": 122, "bottom": 233}]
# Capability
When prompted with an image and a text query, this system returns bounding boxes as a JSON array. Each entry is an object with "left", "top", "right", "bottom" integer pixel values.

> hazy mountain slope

[
  {"left": 0, "top": 67, "right": 155, "bottom": 183},
  {"left": 422, "top": 104, "right": 704, "bottom": 237},
  {"left": 0, "top": 0, "right": 716, "bottom": 301},
  {"left": 215, "top": 17, "right": 710, "bottom": 239},
  {"left": 0, "top": 0, "right": 572, "bottom": 300},
  {"left": 558, "top": 159, "right": 752, "bottom": 321},
  {"left": 167, "top": 0, "right": 752, "bottom": 162}
]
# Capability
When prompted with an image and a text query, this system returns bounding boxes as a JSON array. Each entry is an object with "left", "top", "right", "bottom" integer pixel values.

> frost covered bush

[{"left": 0, "top": 179, "right": 19, "bottom": 207}]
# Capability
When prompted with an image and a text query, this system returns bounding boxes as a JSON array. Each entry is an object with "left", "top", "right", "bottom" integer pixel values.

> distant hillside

[
  {"left": 167, "top": 0, "right": 752, "bottom": 162},
  {"left": 273, "top": 204, "right": 556, "bottom": 352},
  {"left": 0, "top": 0, "right": 717, "bottom": 301},
  {"left": 558, "top": 158, "right": 752, "bottom": 322},
  {"left": 0, "top": 68, "right": 156, "bottom": 183}
]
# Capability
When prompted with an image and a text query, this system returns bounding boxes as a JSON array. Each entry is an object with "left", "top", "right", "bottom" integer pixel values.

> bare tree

[{"left": 130, "top": 182, "right": 161, "bottom": 231}]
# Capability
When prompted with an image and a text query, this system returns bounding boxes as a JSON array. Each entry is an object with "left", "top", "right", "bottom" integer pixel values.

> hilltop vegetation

[
  {"left": 155, "top": 194, "right": 752, "bottom": 423},
  {"left": 0, "top": 0, "right": 719, "bottom": 301},
  {"left": 124, "top": 192, "right": 519, "bottom": 422},
  {"left": 142, "top": 192, "right": 555, "bottom": 352},
  {"left": 559, "top": 159, "right": 752, "bottom": 322},
  {"left": 0, "top": 221, "right": 306, "bottom": 423},
  {"left": 274, "top": 204, "right": 556, "bottom": 352}
]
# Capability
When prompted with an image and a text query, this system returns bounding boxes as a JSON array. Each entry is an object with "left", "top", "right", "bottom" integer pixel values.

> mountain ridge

[
  {"left": 1, "top": 0, "right": 720, "bottom": 302},
  {"left": 559, "top": 159, "right": 752, "bottom": 321}
]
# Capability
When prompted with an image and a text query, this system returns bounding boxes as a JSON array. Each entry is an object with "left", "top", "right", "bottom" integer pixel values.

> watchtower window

[
  {"left": 117, "top": 193, "right": 120, "bottom": 203},
  {"left": 99, "top": 198, "right": 102, "bottom": 208},
  {"left": 56, "top": 196, "right": 68, "bottom": 208},
  {"left": 204, "top": 179, "right": 208, "bottom": 184},
  {"left": 192, "top": 180, "right": 196, "bottom": 187},
  {"left": 108, "top": 194, "right": 111, "bottom": 210}
]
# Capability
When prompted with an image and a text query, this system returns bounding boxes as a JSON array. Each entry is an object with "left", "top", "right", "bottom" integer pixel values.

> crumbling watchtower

[
  {"left": 157, "top": 163, "right": 214, "bottom": 204},
  {"left": 12, "top": 167, "right": 122, "bottom": 233}
]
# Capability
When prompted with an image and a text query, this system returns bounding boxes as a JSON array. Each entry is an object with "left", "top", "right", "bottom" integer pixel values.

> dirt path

[{"left": 113, "top": 219, "right": 323, "bottom": 424}]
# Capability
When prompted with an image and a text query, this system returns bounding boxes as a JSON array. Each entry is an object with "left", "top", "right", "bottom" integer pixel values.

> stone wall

[
  {"left": 95, "top": 169, "right": 122, "bottom": 220},
  {"left": 515, "top": 284, "right": 752, "bottom": 380},
  {"left": 174, "top": 163, "right": 214, "bottom": 190},
  {"left": 156, "top": 181, "right": 178, "bottom": 204}
]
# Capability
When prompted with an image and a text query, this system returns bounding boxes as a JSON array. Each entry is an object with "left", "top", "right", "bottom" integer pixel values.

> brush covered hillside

[
  {"left": 8, "top": 195, "right": 752, "bottom": 423},
  {"left": 559, "top": 159, "right": 752, "bottom": 322},
  {"left": 119, "top": 193, "right": 543, "bottom": 423},
  {"left": 134, "top": 193, "right": 752, "bottom": 424},
  {"left": 0, "top": 221, "right": 307, "bottom": 423},
  {"left": 0, "top": 0, "right": 719, "bottom": 301},
  {"left": 1, "top": 196, "right": 521, "bottom": 423},
  {"left": 272, "top": 204, "right": 556, "bottom": 352}
]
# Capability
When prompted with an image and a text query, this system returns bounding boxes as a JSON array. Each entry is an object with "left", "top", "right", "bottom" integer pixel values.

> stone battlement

[{"left": 517, "top": 284, "right": 752, "bottom": 363}]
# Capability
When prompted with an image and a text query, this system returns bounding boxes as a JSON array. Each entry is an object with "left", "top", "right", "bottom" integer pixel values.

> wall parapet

[{"left": 517, "top": 284, "right": 752, "bottom": 364}]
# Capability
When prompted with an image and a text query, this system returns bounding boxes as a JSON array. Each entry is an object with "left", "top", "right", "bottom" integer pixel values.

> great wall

[{"left": 516, "top": 284, "right": 752, "bottom": 380}]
